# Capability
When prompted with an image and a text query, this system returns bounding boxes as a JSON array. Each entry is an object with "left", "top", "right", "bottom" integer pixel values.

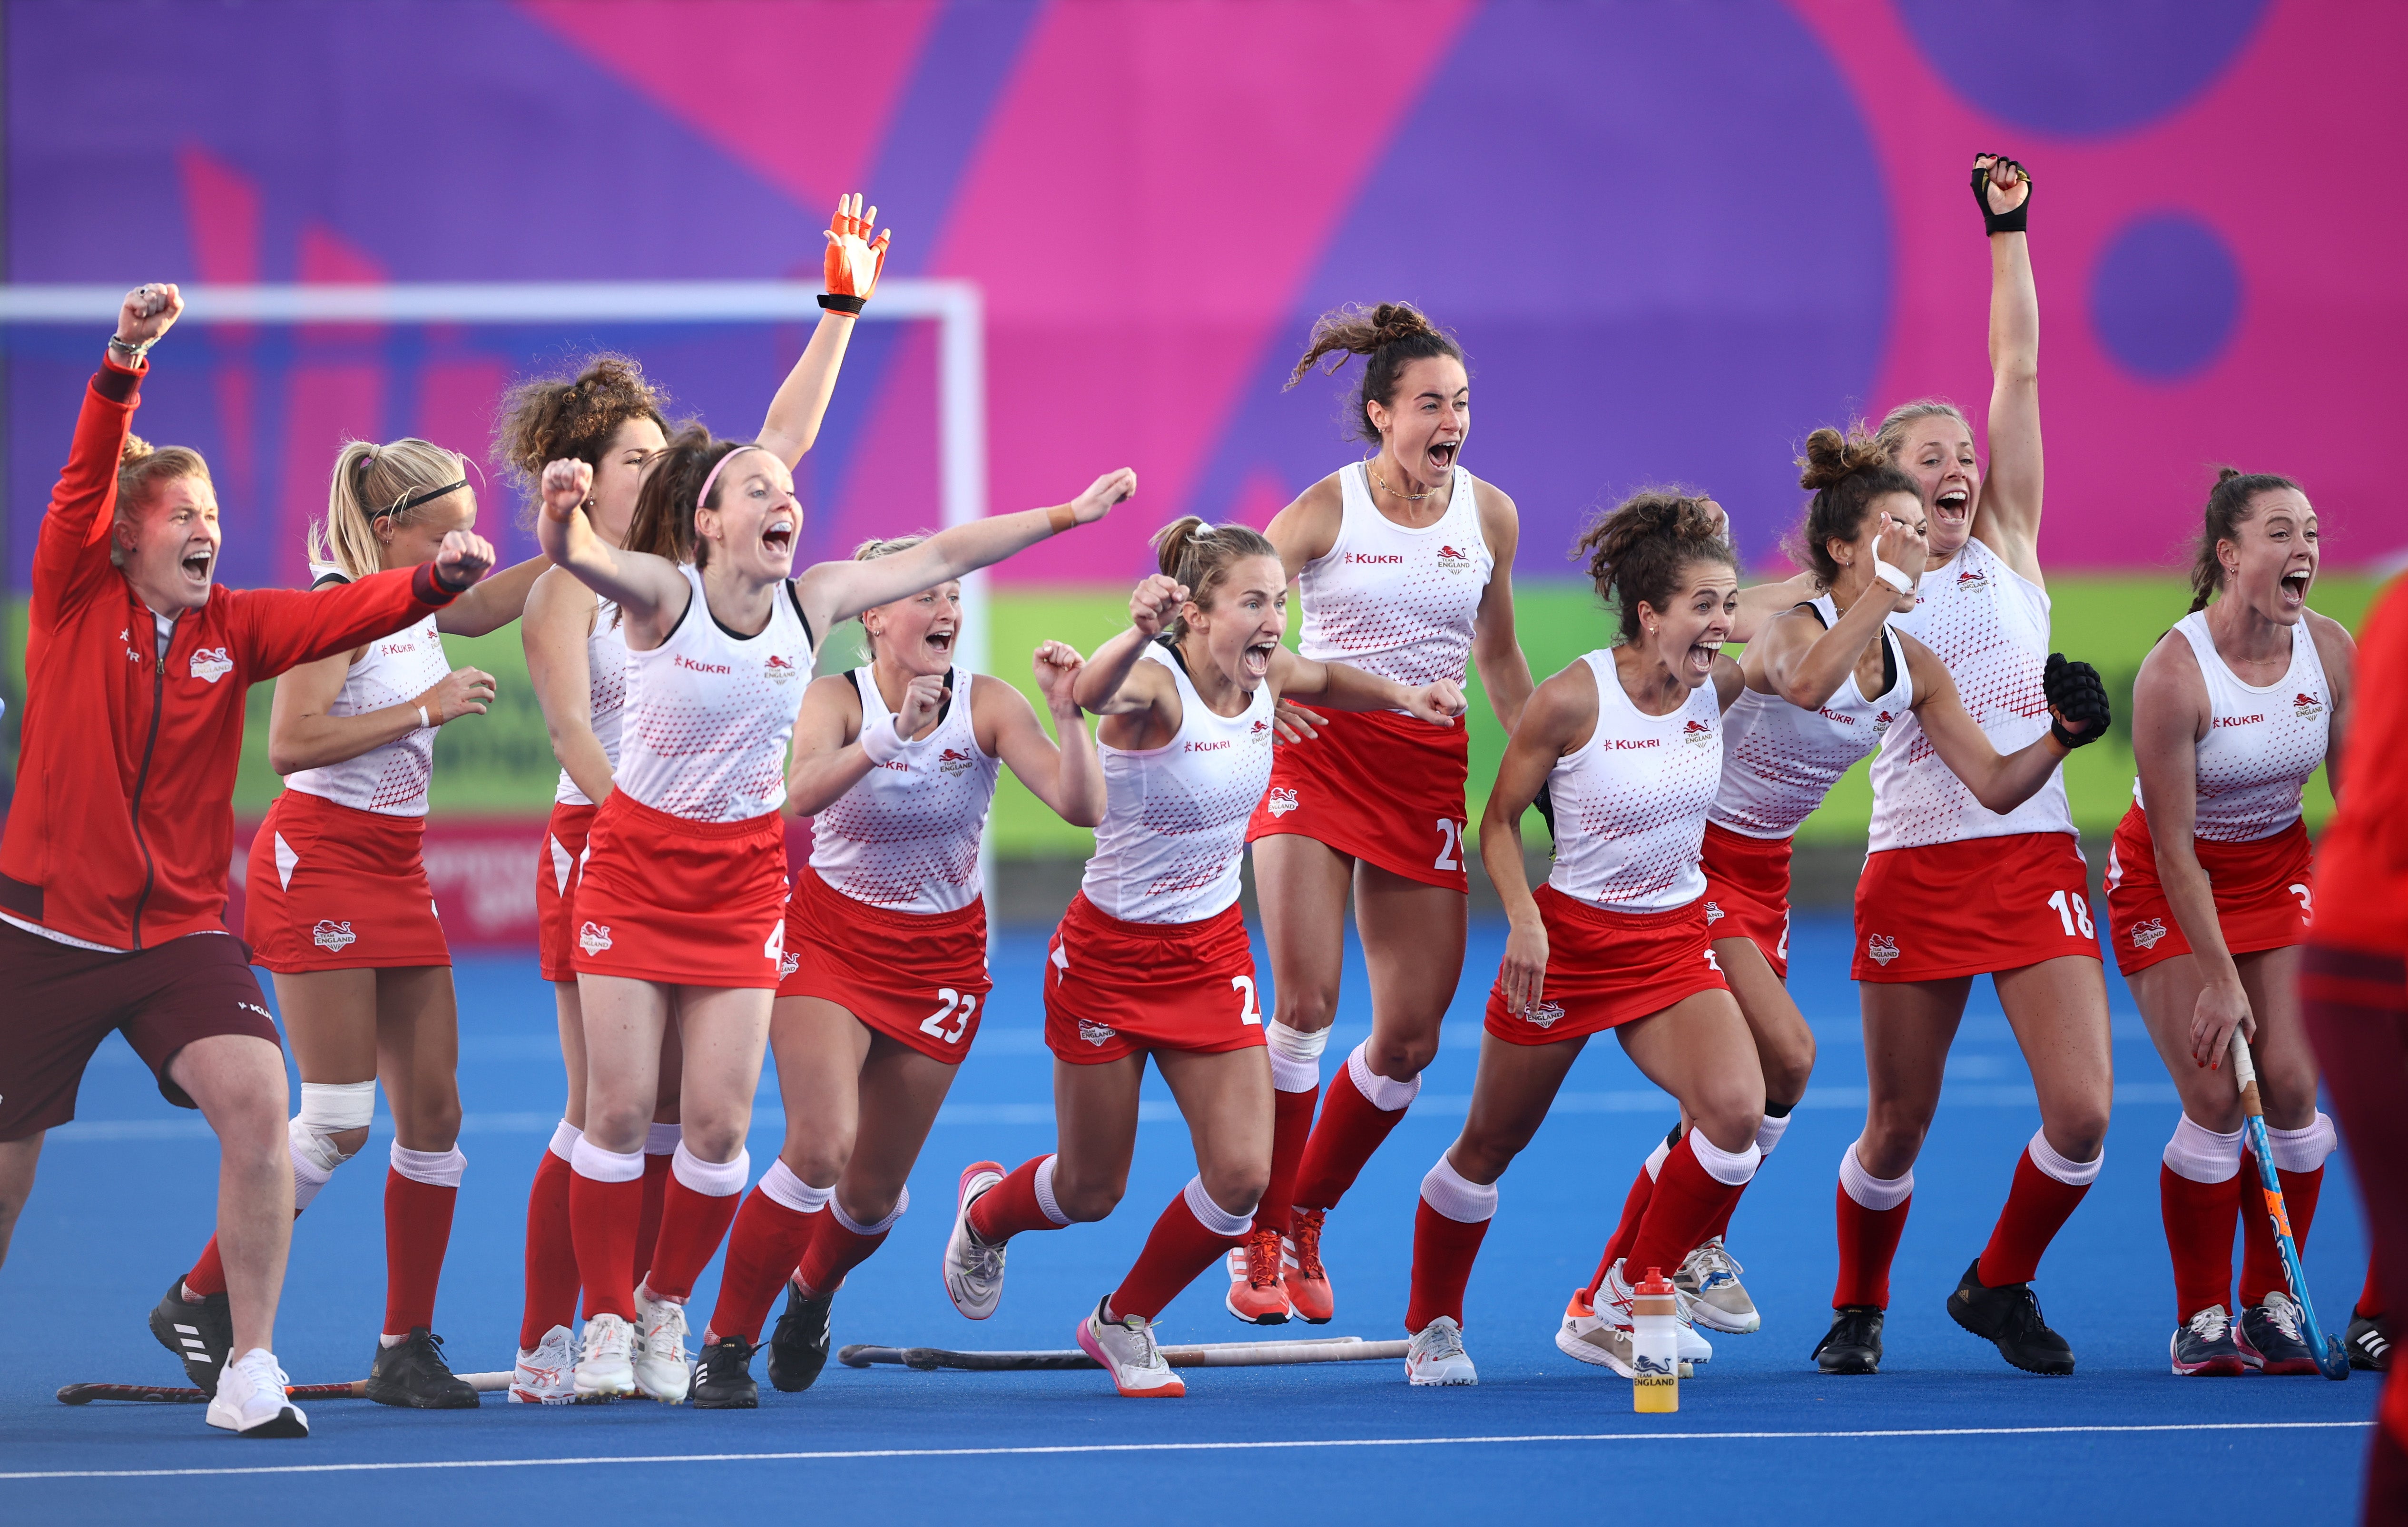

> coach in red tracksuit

[{"left": 0, "top": 284, "right": 493, "bottom": 1437}]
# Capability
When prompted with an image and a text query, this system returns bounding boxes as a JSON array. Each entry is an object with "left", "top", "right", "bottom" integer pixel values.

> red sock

[
  {"left": 1832, "top": 1179, "right": 1910, "bottom": 1308},
  {"left": 185, "top": 1238, "right": 228, "bottom": 1300},
  {"left": 706, "top": 1188, "right": 823, "bottom": 1345},
  {"left": 1257, "top": 1086, "right": 1318, "bottom": 1240},
  {"left": 1293, "top": 1068, "right": 1411, "bottom": 1211},
  {"left": 1701, "top": 1177, "right": 1751, "bottom": 1246},
  {"left": 2361, "top": 1257, "right": 2386, "bottom": 1321},
  {"left": 1977, "top": 1147, "right": 2092, "bottom": 1287},
  {"left": 382, "top": 1167, "right": 459, "bottom": 1336},
  {"left": 569, "top": 1171, "right": 644, "bottom": 1321},
  {"left": 645, "top": 1174, "right": 748, "bottom": 1304},
  {"left": 634, "top": 1151, "right": 674, "bottom": 1289},
  {"left": 2160, "top": 1163, "right": 2242, "bottom": 1320},
  {"left": 519, "top": 1147, "right": 580, "bottom": 1350},
  {"left": 1110, "top": 1185, "right": 1248, "bottom": 1322},
  {"left": 1405, "top": 1198, "right": 1493, "bottom": 1332},
  {"left": 2239, "top": 1164, "right": 2325, "bottom": 1307},
  {"left": 968, "top": 1156, "right": 1066, "bottom": 1243},
  {"left": 1623, "top": 1137, "right": 1743, "bottom": 1287},
  {"left": 1588, "top": 1161, "right": 1658, "bottom": 1300},
  {"left": 796, "top": 1206, "right": 896, "bottom": 1297}
]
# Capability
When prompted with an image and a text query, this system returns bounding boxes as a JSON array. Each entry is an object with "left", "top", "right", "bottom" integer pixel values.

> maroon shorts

[
  {"left": 1043, "top": 894, "right": 1265, "bottom": 1063},
  {"left": 245, "top": 790, "right": 448, "bottom": 972},
  {"left": 572, "top": 792, "right": 790, "bottom": 989},
  {"left": 1852, "top": 831, "right": 2103, "bottom": 981},
  {"left": 1484, "top": 885, "right": 1728, "bottom": 1045},
  {"left": 537, "top": 801, "right": 598, "bottom": 984},
  {"left": 1247, "top": 707, "right": 1471, "bottom": 891},
  {"left": 777, "top": 866, "right": 992, "bottom": 1063},
  {"left": 0, "top": 920, "right": 282, "bottom": 1141},
  {"left": 2104, "top": 806, "right": 2315, "bottom": 977},
  {"left": 1701, "top": 821, "right": 1793, "bottom": 979}
]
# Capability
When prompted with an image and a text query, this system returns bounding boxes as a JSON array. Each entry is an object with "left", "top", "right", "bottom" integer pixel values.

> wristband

[
  {"left": 1972, "top": 154, "right": 2031, "bottom": 235},
  {"left": 859, "top": 716, "right": 908, "bottom": 764},
  {"left": 417, "top": 705, "right": 432, "bottom": 730},
  {"left": 1872, "top": 559, "right": 1913, "bottom": 595},
  {"left": 817, "top": 293, "right": 867, "bottom": 314},
  {"left": 108, "top": 335, "right": 152, "bottom": 363},
  {"left": 1048, "top": 503, "right": 1079, "bottom": 535}
]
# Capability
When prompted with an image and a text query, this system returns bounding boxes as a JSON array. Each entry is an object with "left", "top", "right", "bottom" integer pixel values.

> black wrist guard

[
  {"left": 2043, "top": 652, "right": 2110, "bottom": 749},
  {"left": 1972, "top": 153, "right": 2031, "bottom": 235},
  {"left": 817, "top": 293, "right": 867, "bottom": 314}
]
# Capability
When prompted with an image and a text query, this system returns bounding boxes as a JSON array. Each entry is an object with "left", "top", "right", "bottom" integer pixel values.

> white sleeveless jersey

[
  {"left": 1868, "top": 536, "right": 2073, "bottom": 851},
  {"left": 615, "top": 564, "right": 815, "bottom": 823},
  {"left": 1296, "top": 462, "right": 1492, "bottom": 693},
  {"left": 285, "top": 569, "right": 448, "bottom": 816},
  {"left": 1546, "top": 651, "right": 1724, "bottom": 913},
  {"left": 2133, "top": 609, "right": 2331, "bottom": 843},
  {"left": 809, "top": 667, "right": 1001, "bottom": 913},
  {"left": 1081, "top": 643, "right": 1276, "bottom": 925},
  {"left": 1712, "top": 596, "right": 1912, "bottom": 840},
  {"left": 555, "top": 596, "right": 630, "bottom": 807}
]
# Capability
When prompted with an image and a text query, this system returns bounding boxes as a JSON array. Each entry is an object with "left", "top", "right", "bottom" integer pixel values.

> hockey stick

[
  {"left": 2230, "top": 1031, "right": 2349, "bottom": 1380},
  {"left": 838, "top": 1335, "right": 1409, "bottom": 1372},
  {"left": 58, "top": 1371, "right": 513, "bottom": 1405}
]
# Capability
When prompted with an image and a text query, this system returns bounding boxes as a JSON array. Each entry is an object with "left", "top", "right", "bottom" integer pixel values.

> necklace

[{"left": 1368, "top": 462, "right": 1434, "bottom": 502}]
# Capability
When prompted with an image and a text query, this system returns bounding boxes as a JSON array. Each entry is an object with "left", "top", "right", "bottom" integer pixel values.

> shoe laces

[
  {"left": 2185, "top": 1306, "right": 2233, "bottom": 1343},
  {"left": 1118, "top": 1313, "right": 1167, "bottom": 1371},
  {"left": 2259, "top": 1292, "right": 2306, "bottom": 1344},
  {"left": 1243, "top": 1227, "right": 1283, "bottom": 1292},
  {"left": 1687, "top": 1237, "right": 1743, "bottom": 1289},
  {"left": 1997, "top": 1283, "right": 2054, "bottom": 1341},
  {"left": 1416, "top": 1318, "right": 1467, "bottom": 1364},
  {"left": 232, "top": 1349, "right": 289, "bottom": 1396},
  {"left": 585, "top": 1315, "right": 631, "bottom": 1361},
  {"left": 1818, "top": 1307, "right": 1880, "bottom": 1353},
  {"left": 1290, "top": 1208, "right": 1327, "bottom": 1280}
]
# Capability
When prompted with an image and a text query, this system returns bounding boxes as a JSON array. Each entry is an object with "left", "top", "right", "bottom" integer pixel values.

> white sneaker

[
  {"left": 944, "top": 1161, "right": 1009, "bottom": 1320},
  {"left": 1405, "top": 1315, "right": 1478, "bottom": 1386},
  {"left": 574, "top": 1312, "right": 637, "bottom": 1400},
  {"left": 1589, "top": 1263, "right": 1701, "bottom": 1378},
  {"left": 1074, "top": 1298, "right": 1184, "bottom": 1397},
  {"left": 1556, "top": 1285, "right": 1637, "bottom": 1375},
  {"left": 511, "top": 1324, "right": 577, "bottom": 1404},
  {"left": 204, "top": 1348, "right": 308, "bottom": 1438},
  {"left": 632, "top": 1284, "right": 692, "bottom": 1403},
  {"left": 1676, "top": 1237, "right": 1761, "bottom": 1334}
]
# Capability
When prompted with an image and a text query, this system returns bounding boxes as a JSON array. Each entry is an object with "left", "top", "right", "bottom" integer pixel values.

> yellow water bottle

[{"left": 1632, "top": 1266, "right": 1680, "bottom": 1413}]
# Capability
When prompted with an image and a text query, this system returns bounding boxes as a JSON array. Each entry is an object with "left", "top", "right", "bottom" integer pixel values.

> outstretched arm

[
  {"left": 436, "top": 551, "right": 551, "bottom": 637},
  {"left": 1971, "top": 153, "right": 2044, "bottom": 583},
  {"left": 756, "top": 194, "right": 892, "bottom": 464},
  {"left": 1271, "top": 646, "right": 1465, "bottom": 724},
  {"left": 1906, "top": 637, "right": 2070, "bottom": 817},
  {"left": 534, "top": 458, "right": 691, "bottom": 644},
  {"left": 986, "top": 649, "right": 1108, "bottom": 828},
  {"left": 32, "top": 284, "right": 182, "bottom": 635}
]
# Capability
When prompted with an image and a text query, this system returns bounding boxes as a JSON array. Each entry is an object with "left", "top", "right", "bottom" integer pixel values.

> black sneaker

[
  {"left": 1811, "top": 1305, "right": 1884, "bottom": 1374},
  {"left": 2236, "top": 1292, "right": 2321, "bottom": 1375},
  {"left": 691, "top": 1336, "right": 759, "bottom": 1410},
  {"left": 2170, "top": 1305, "right": 2246, "bottom": 1376},
  {"left": 149, "top": 1275, "right": 232, "bottom": 1396},
  {"left": 364, "top": 1328, "right": 480, "bottom": 1408},
  {"left": 766, "top": 1282, "right": 835, "bottom": 1393},
  {"left": 2346, "top": 1312, "right": 2392, "bottom": 1372},
  {"left": 1948, "top": 1258, "right": 2074, "bottom": 1374}
]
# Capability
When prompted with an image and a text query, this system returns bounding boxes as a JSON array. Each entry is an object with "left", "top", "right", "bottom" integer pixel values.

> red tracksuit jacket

[{"left": 0, "top": 357, "right": 462, "bottom": 950}]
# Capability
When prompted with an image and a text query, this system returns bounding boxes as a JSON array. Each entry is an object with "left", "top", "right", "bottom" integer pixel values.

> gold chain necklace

[{"left": 1368, "top": 462, "right": 1434, "bottom": 502}]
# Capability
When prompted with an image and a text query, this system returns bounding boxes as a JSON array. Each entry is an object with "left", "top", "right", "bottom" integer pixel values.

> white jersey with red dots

[
  {"left": 809, "top": 666, "right": 1001, "bottom": 914},
  {"left": 614, "top": 563, "right": 815, "bottom": 823},
  {"left": 1295, "top": 461, "right": 1491, "bottom": 695},
  {"left": 1713, "top": 595, "right": 1911, "bottom": 840},
  {"left": 1081, "top": 642, "right": 1275, "bottom": 925},
  {"left": 555, "top": 596, "right": 629, "bottom": 807},
  {"left": 1868, "top": 535, "right": 2073, "bottom": 852},
  {"left": 2133, "top": 608, "right": 2331, "bottom": 843},
  {"left": 1546, "top": 650, "right": 1724, "bottom": 913},
  {"left": 285, "top": 569, "right": 448, "bottom": 817}
]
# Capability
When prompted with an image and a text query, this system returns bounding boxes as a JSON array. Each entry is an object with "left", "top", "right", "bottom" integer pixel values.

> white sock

[
  {"left": 830, "top": 1187, "right": 910, "bottom": 1237},
  {"left": 1032, "top": 1154, "right": 1071, "bottom": 1227},
  {"left": 2027, "top": 1128, "right": 2101, "bottom": 1187},
  {"left": 2162, "top": 1115, "right": 2244, "bottom": 1184},
  {"left": 1689, "top": 1131, "right": 1762, "bottom": 1187},
  {"left": 1419, "top": 1154, "right": 1497, "bottom": 1224},
  {"left": 1839, "top": 1139, "right": 1912, "bottom": 1211}
]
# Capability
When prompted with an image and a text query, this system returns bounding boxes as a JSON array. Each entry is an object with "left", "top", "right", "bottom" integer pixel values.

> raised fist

[
  {"left": 1032, "top": 640, "right": 1086, "bottom": 709},
  {"left": 434, "top": 529, "right": 497, "bottom": 591},
  {"left": 117, "top": 283, "right": 183, "bottom": 348},
  {"left": 1972, "top": 152, "right": 2032, "bottom": 234},
  {"left": 1071, "top": 469, "right": 1138, "bottom": 525},
  {"left": 1130, "top": 573, "right": 1186, "bottom": 638},
  {"left": 541, "top": 459, "right": 595, "bottom": 522},
  {"left": 824, "top": 193, "right": 892, "bottom": 301},
  {"left": 894, "top": 671, "right": 950, "bottom": 741}
]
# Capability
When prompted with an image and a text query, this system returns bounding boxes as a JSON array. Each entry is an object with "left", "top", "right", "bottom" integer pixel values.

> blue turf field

[{"left": 1, "top": 914, "right": 2379, "bottom": 1524}]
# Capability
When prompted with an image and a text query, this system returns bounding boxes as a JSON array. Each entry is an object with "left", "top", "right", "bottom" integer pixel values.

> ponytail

[
  {"left": 2189, "top": 466, "right": 2304, "bottom": 612},
  {"left": 1150, "top": 517, "right": 1277, "bottom": 639},
  {"left": 1285, "top": 301, "right": 1466, "bottom": 443},
  {"left": 311, "top": 438, "right": 470, "bottom": 582}
]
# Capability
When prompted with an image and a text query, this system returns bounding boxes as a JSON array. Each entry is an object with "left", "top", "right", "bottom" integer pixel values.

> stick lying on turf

[
  {"left": 838, "top": 1335, "right": 1409, "bottom": 1372},
  {"left": 58, "top": 1371, "right": 513, "bottom": 1405},
  {"left": 2230, "top": 1030, "right": 2349, "bottom": 1381}
]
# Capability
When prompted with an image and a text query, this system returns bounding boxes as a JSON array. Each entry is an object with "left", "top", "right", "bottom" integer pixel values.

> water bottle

[{"left": 1632, "top": 1265, "right": 1679, "bottom": 1413}]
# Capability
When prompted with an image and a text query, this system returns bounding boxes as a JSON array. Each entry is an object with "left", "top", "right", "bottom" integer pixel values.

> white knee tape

[
  {"left": 1268, "top": 1021, "right": 1330, "bottom": 1064},
  {"left": 671, "top": 1141, "right": 750, "bottom": 1197},
  {"left": 1419, "top": 1154, "right": 1498, "bottom": 1225},
  {"left": 2162, "top": 1114, "right": 2244, "bottom": 1184},
  {"left": 1182, "top": 1175, "right": 1254, "bottom": 1238},
  {"left": 831, "top": 1186, "right": 910, "bottom": 1237},
  {"left": 1347, "top": 1042, "right": 1421, "bottom": 1112},
  {"left": 1839, "top": 1140, "right": 1912, "bottom": 1211},
  {"left": 1689, "top": 1132, "right": 1762, "bottom": 1188},
  {"left": 758, "top": 1158, "right": 833, "bottom": 1215},
  {"left": 288, "top": 1080, "right": 377, "bottom": 1176},
  {"left": 391, "top": 1143, "right": 466, "bottom": 1189},
  {"left": 2268, "top": 1112, "right": 2336, "bottom": 1174}
]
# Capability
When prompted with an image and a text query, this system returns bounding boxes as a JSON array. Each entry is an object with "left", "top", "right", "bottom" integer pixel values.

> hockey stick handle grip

[{"left": 2228, "top": 1029, "right": 2263, "bottom": 1114}]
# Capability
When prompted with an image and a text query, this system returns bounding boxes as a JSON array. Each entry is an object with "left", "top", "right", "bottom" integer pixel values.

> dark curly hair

[
  {"left": 494, "top": 353, "right": 673, "bottom": 527},
  {"left": 1785, "top": 424, "right": 1923, "bottom": 585},
  {"left": 1285, "top": 301, "right": 1466, "bottom": 444},
  {"left": 1573, "top": 489, "right": 1738, "bottom": 643}
]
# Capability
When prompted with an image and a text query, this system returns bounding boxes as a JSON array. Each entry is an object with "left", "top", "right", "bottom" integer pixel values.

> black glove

[
  {"left": 2043, "top": 652, "right": 2109, "bottom": 749},
  {"left": 1972, "top": 153, "right": 2031, "bottom": 235}
]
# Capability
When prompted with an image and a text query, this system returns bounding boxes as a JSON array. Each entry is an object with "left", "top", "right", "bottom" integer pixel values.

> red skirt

[
  {"left": 570, "top": 791, "right": 789, "bottom": 989},
  {"left": 1700, "top": 821, "right": 1792, "bottom": 979},
  {"left": 1853, "top": 831, "right": 2102, "bottom": 982},
  {"left": 1484, "top": 884, "right": 1728, "bottom": 1046},
  {"left": 2104, "top": 806, "right": 2315, "bottom": 977},
  {"left": 1043, "top": 893, "right": 1265, "bottom": 1064},
  {"left": 537, "top": 801, "right": 597, "bottom": 984},
  {"left": 1246, "top": 707, "right": 1470, "bottom": 891},
  {"left": 246, "top": 790, "right": 448, "bottom": 972},
  {"left": 777, "top": 865, "right": 992, "bottom": 1063}
]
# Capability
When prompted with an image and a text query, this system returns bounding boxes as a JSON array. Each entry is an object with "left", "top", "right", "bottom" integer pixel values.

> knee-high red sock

[
  {"left": 706, "top": 1168, "right": 828, "bottom": 1344},
  {"left": 968, "top": 1155, "right": 1070, "bottom": 1243},
  {"left": 1257, "top": 1085, "right": 1318, "bottom": 1239},
  {"left": 519, "top": 1135, "right": 580, "bottom": 1350},
  {"left": 644, "top": 1149, "right": 750, "bottom": 1304},
  {"left": 2160, "top": 1162, "right": 2242, "bottom": 1320},
  {"left": 634, "top": 1146, "right": 675, "bottom": 1289},
  {"left": 1405, "top": 1155, "right": 1497, "bottom": 1332},
  {"left": 1833, "top": 1144, "right": 1912, "bottom": 1309},
  {"left": 569, "top": 1152, "right": 646, "bottom": 1321},
  {"left": 1292, "top": 1048, "right": 1417, "bottom": 1211},
  {"left": 2240, "top": 1164, "right": 2326, "bottom": 1306},
  {"left": 1623, "top": 1135, "right": 1750, "bottom": 1286},
  {"left": 1588, "top": 1154, "right": 1662, "bottom": 1300},
  {"left": 185, "top": 1238, "right": 228, "bottom": 1300},
  {"left": 383, "top": 1146, "right": 463, "bottom": 1336},
  {"left": 1700, "top": 1111, "right": 1786, "bottom": 1247},
  {"left": 1110, "top": 1178, "right": 1251, "bottom": 1322},
  {"left": 2361, "top": 1257, "right": 2386, "bottom": 1321},
  {"left": 796, "top": 1193, "right": 906, "bottom": 1296},
  {"left": 1977, "top": 1140, "right": 2095, "bottom": 1287}
]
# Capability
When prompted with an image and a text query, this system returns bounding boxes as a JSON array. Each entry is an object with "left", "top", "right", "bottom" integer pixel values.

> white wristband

[
  {"left": 859, "top": 717, "right": 908, "bottom": 764},
  {"left": 1872, "top": 559, "right": 1913, "bottom": 595},
  {"left": 416, "top": 705, "right": 431, "bottom": 730}
]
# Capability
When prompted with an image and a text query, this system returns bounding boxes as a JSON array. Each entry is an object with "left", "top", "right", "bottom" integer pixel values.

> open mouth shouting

[
  {"left": 923, "top": 624, "right": 956, "bottom": 660},
  {"left": 2279, "top": 569, "right": 2310, "bottom": 610},
  {"left": 179, "top": 544, "right": 216, "bottom": 589},
  {"left": 1933, "top": 483, "right": 1971, "bottom": 526},
  {"left": 1242, "top": 637, "right": 1277, "bottom": 682},
  {"left": 760, "top": 513, "right": 795, "bottom": 559},
  {"left": 1686, "top": 636, "right": 1723, "bottom": 678},
  {"left": 1425, "top": 438, "right": 1460, "bottom": 476}
]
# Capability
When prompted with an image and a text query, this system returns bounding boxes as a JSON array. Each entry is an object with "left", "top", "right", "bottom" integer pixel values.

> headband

[
  {"left": 377, "top": 479, "right": 467, "bottom": 522},
  {"left": 695, "top": 444, "right": 768, "bottom": 514}
]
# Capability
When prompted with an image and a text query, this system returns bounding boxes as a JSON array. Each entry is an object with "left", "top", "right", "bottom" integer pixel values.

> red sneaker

[
  {"left": 1223, "top": 1226, "right": 1292, "bottom": 1325},
  {"left": 1283, "top": 1209, "right": 1334, "bottom": 1324}
]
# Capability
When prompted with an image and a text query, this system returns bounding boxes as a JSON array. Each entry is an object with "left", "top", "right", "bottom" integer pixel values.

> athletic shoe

[
  {"left": 944, "top": 1161, "right": 1008, "bottom": 1321},
  {"left": 150, "top": 1276, "right": 231, "bottom": 1396},
  {"left": 2236, "top": 1291, "right": 2320, "bottom": 1375},
  {"left": 632, "top": 1286, "right": 692, "bottom": 1403},
  {"left": 1603, "top": 1260, "right": 1710, "bottom": 1369},
  {"left": 364, "top": 1328, "right": 479, "bottom": 1409},
  {"left": 2169, "top": 1305, "right": 2247, "bottom": 1376},
  {"left": 1556, "top": 1286, "right": 1636, "bottom": 1375},
  {"left": 511, "top": 1325, "right": 577, "bottom": 1404},
  {"left": 1405, "top": 1315, "right": 1478, "bottom": 1386},
  {"left": 2346, "top": 1311, "right": 2392, "bottom": 1372},
  {"left": 1811, "top": 1305, "right": 1884, "bottom": 1375},
  {"left": 574, "top": 1312, "right": 638, "bottom": 1400},
  {"left": 1283, "top": 1209, "right": 1334, "bottom": 1324},
  {"left": 1074, "top": 1298, "right": 1184, "bottom": 1398},
  {"left": 1676, "top": 1237, "right": 1761, "bottom": 1334},
  {"left": 690, "top": 1335, "right": 758, "bottom": 1410},
  {"left": 766, "top": 1281, "right": 836, "bottom": 1393},
  {"left": 1224, "top": 1227, "right": 1292, "bottom": 1325},
  {"left": 204, "top": 1348, "right": 308, "bottom": 1438},
  {"left": 1947, "top": 1258, "right": 2074, "bottom": 1375}
]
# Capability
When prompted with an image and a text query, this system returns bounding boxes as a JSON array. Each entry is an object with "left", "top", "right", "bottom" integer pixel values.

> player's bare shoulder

[{"left": 1265, "top": 471, "right": 1348, "bottom": 571}]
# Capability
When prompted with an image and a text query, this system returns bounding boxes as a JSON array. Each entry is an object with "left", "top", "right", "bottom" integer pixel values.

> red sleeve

[
  {"left": 227, "top": 563, "right": 464, "bottom": 680},
  {"left": 29, "top": 358, "right": 145, "bottom": 653}
]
